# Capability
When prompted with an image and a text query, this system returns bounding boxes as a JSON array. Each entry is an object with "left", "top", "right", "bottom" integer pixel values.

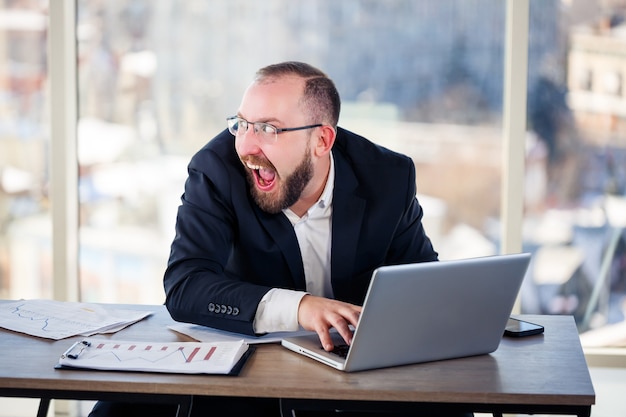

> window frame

[{"left": 49, "top": 0, "right": 79, "bottom": 302}]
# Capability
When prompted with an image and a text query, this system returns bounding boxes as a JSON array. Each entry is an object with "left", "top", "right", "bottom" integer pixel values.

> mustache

[{"left": 240, "top": 155, "right": 276, "bottom": 171}]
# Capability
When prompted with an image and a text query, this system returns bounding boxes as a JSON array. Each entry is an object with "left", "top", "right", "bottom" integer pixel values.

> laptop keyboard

[{"left": 325, "top": 343, "right": 350, "bottom": 358}]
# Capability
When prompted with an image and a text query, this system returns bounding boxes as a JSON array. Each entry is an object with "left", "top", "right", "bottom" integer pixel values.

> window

[
  {"left": 1, "top": 0, "right": 624, "bottom": 362},
  {"left": 525, "top": 0, "right": 626, "bottom": 362},
  {"left": 0, "top": 0, "right": 51, "bottom": 300},
  {"left": 73, "top": 0, "right": 507, "bottom": 306}
]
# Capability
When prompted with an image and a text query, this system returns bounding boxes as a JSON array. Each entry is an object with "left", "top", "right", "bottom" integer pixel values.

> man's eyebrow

[{"left": 237, "top": 113, "right": 282, "bottom": 125}]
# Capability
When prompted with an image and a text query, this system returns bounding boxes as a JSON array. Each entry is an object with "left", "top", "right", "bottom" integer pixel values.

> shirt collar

[{"left": 317, "top": 153, "right": 335, "bottom": 209}]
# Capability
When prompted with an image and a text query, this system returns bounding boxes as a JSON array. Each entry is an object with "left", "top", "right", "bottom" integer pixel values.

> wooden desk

[{"left": 0, "top": 304, "right": 595, "bottom": 417}]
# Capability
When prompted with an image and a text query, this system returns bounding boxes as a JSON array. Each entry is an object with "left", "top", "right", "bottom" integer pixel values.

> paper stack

[{"left": 0, "top": 299, "right": 152, "bottom": 340}]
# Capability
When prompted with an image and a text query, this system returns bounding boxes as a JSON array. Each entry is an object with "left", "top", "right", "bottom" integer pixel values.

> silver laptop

[{"left": 281, "top": 253, "right": 531, "bottom": 372}]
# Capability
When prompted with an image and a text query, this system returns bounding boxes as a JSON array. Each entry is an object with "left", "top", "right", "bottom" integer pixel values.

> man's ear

[{"left": 314, "top": 125, "right": 336, "bottom": 157}]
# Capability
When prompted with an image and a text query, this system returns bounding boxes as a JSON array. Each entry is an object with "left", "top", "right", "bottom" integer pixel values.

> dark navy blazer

[{"left": 164, "top": 127, "right": 438, "bottom": 335}]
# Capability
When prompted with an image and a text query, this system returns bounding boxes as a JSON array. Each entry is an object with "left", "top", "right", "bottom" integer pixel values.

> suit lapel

[
  {"left": 253, "top": 205, "right": 307, "bottom": 290},
  {"left": 331, "top": 150, "right": 366, "bottom": 282}
]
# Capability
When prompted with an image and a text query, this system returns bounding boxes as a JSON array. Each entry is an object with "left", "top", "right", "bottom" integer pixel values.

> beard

[{"left": 247, "top": 147, "right": 313, "bottom": 214}]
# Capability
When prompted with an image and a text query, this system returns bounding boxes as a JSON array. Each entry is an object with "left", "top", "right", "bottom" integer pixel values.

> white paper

[
  {"left": 168, "top": 322, "right": 316, "bottom": 344},
  {"left": 0, "top": 299, "right": 152, "bottom": 340},
  {"left": 58, "top": 338, "right": 249, "bottom": 374}
]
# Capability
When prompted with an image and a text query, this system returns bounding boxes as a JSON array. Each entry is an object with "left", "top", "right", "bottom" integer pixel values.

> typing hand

[{"left": 297, "top": 295, "right": 362, "bottom": 352}]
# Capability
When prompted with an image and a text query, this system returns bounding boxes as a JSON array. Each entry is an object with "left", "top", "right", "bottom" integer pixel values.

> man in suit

[{"left": 90, "top": 61, "right": 449, "bottom": 417}]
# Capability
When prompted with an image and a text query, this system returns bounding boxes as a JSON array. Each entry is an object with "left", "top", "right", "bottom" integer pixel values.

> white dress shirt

[{"left": 253, "top": 155, "right": 335, "bottom": 333}]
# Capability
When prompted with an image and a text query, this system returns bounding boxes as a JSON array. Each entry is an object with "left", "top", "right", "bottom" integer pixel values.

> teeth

[{"left": 246, "top": 162, "right": 264, "bottom": 170}]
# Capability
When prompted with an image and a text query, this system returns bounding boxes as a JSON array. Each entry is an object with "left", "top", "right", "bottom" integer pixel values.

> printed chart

[{"left": 57, "top": 338, "right": 249, "bottom": 374}]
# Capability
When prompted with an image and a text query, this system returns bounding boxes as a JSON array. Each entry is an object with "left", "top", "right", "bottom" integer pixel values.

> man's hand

[{"left": 297, "top": 295, "right": 362, "bottom": 351}]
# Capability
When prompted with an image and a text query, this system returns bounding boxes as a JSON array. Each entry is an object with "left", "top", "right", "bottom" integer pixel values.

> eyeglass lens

[{"left": 228, "top": 117, "right": 276, "bottom": 141}]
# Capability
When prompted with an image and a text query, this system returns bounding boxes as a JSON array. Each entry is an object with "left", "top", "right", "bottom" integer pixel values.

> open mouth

[{"left": 246, "top": 162, "right": 276, "bottom": 191}]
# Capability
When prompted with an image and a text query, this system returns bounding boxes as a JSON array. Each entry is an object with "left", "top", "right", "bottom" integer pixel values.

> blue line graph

[
  {"left": 0, "top": 300, "right": 152, "bottom": 340},
  {"left": 10, "top": 303, "right": 52, "bottom": 332},
  {"left": 4, "top": 301, "right": 111, "bottom": 336}
]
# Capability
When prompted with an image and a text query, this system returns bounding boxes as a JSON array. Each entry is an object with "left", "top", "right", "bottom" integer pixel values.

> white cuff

[{"left": 253, "top": 288, "right": 308, "bottom": 333}]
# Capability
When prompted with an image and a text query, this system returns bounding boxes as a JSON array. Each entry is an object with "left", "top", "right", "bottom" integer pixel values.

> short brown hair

[{"left": 255, "top": 61, "right": 341, "bottom": 128}]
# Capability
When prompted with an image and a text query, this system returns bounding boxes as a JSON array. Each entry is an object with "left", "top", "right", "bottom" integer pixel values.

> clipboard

[{"left": 55, "top": 338, "right": 254, "bottom": 376}]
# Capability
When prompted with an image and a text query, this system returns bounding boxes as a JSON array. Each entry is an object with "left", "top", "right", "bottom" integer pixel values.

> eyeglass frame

[{"left": 227, "top": 116, "right": 323, "bottom": 142}]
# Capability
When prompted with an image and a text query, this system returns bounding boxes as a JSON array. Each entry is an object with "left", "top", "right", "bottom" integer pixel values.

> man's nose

[{"left": 235, "top": 126, "right": 262, "bottom": 154}]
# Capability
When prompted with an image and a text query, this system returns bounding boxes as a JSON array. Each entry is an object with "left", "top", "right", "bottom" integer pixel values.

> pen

[{"left": 61, "top": 340, "right": 91, "bottom": 359}]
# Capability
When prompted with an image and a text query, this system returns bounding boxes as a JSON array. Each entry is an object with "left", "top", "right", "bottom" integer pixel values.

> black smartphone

[{"left": 504, "top": 318, "right": 544, "bottom": 337}]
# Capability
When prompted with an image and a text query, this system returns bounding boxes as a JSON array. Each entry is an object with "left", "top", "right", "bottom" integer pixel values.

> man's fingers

[
  {"left": 316, "top": 314, "right": 354, "bottom": 351},
  {"left": 315, "top": 327, "right": 333, "bottom": 351},
  {"left": 297, "top": 296, "right": 363, "bottom": 351},
  {"left": 326, "top": 310, "right": 360, "bottom": 349},
  {"left": 334, "top": 320, "right": 354, "bottom": 347},
  {"left": 344, "top": 306, "right": 362, "bottom": 328}
]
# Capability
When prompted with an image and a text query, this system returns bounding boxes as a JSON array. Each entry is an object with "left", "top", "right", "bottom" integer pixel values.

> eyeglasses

[{"left": 227, "top": 116, "right": 322, "bottom": 143}]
